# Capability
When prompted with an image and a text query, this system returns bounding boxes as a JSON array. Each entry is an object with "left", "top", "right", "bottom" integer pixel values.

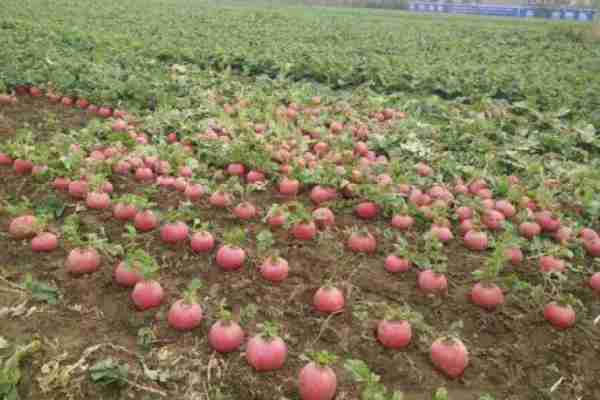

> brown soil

[{"left": 1, "top": 99, "right": 599, "bottom": 400}]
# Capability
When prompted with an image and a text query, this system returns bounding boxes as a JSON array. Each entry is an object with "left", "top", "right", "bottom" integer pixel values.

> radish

[
  {"left": 216, "top": 228, "right": 246, "bottom": 271},
  {"left": 31, "top": 232, "right": 58, "bottom": 252},
  {"left": 298, "top": 352, "right": 338, "bottom": 400},
  {"left": 167, "top": 279, "right": 203, "bottom": 331},
  {"left": 430, "top": 224, "right": 453, "bottom": 243},
  {"left": 384, "top": 255, "right": 411, "bottom": 273},
  {"left": 313, "top": 286, "right": 345, "bottom": 314},
  {"left": 535, "top": 211, "right": 561, "bottom": 233},
  {"left": 132, "top": 280, "right": 164, "bottom": 311},
  {"left": 111, "top": 119, "right": 128, "bottom": 132},
  {"left": 463, "top": 230, "right": 488, "bottom": 251},
  {"left": 52, "top": 177, "right": 71, "bottom": 191},
  {"left": 538, "top": 256, "right": 565, "bottom": 273},
  {"left": 418, "top": 269, "right": 447, "bottom": 295},
  {"left": 209, "top": 191, "right": 232, "bottom": 208},
  {"left": 190, "top": 231, "right": 215, "bottom": 253},
  {"left": 0, "top": 152, "right": 13, "bottom": 166},
  {"left": 267, "top": 210, "right": 286, "bottom": 228},
  {"left": 391, "top": 214, "right": 414, "bottom": 231},
  {"left": 29, "top": 86, "right": 42, "bottom": 97},
  {"left": 174, "top": 177, "right": 188, "bottom": 192},
  {"left": 430, "top": 336, "right": 469, "bottom": 378},
  {"left": 113, "top": 203, "right": 137, "bottom": 221},
  {"left": 246, "top": 170, "right": 266, "bottom": 183},
  {"left": 313, "top": 207, "right": 335, "bottom": 229},
  {"left": 9, "top": 215, "right": 38, "bottom": 240},
  {"left": 376, "top": 305, "right": 419, "bottom": 349},
  {"left": 113, "top": 160, "right": 131, "bottom": 175},
  {"left": 579, "top": 228, "right": 598, "bottom": 241},
  {"left": 86, "top": 191, "right": 111, "bottom": 210},
  {"left": 135, "top": 167, "right": 154, "bottom": 182},
  {"left": 552, "top": 226, "right": 572, "bottom": 244},
  {"left": 355, "top": 201, "right": 379, "bottom": 220},
  {"left": 310, "top": 186, "right": 337, "bottom": 205},
  {"left": 459, "top": 219, "right": 474, "bottom": 235},
  {"left": 482, "top": 210, "right": 505, "bottom": 230},
  {"left": 66, "top": 248, "right": 101, "bottom": 274},
  {"left": 76, "top": 98, "right": 89, "bottom": 109},
  {"left": 61, "top": 97, "right": 74, "bottom": 107},
  {"left": 184, "top": 184, "right": 204, "bottom": 201},
  {"left": 160, "top": 221, "right": 189, "bottom": 244},
  {"left": 260, "top": 256, "right": 289, "bottom": 283},
  {"left": 455, "top": 206, "right": 473, "bottom": 221},
  {"left": 114, "top": 260, "right": 143, "bottom": 287},
  {"left": 209, "top": 308, "right": 245, "bottom": 353},
  {"left": 588, "top": 272, "right": 600, "bottom": 293},
  {"left": 505, "top": 247, "right": 524, "bottom": 266},
  {"left": 13, "top": 159, "right": 33, "bottom": 175},
  {"left": 278, "top": 177, "right": 300, "bottom": 196},
  {"left": 291, "top": 221, "right": 317, "bottom": 241},
  {"left": 495, "top": 200, "right": 516, "bottom": 218},
  {"left": 68, "top": 180, "right": 88, "bottom": 199},
  {"left": 246, "top": 322, "right": 288, "bottom": 372},
  {"left": 416, "top": 162, "right": 433, "bottom": 177},
  {"left": 470, "top": 282, "right": 504, "bottom": 311},
  {"left": 233, "top": 202, "right": 258, "bottom": 220},
  {"left": 519, "top": 221, "right": 541, "bottom": 239},
  {"left": 543, "top": 302, "right": 575, "bottom": 330},
  {"left": 584, "top": 237, "right": 600, "bottom": 257},
  {"left": 347, "top": 229, "right": 377, "bottom": 253},
  {"left": 134, "top": 210, "right": 159, "bottom": 232}
]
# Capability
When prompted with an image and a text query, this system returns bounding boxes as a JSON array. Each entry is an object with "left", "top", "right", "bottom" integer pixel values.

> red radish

[
  {"left": 347, "top": 230, "right": 377, "bottom": 253},
  {"left": 132, "top": 280, "right": 164, "bottom": 310},
  {"left": 111, "top": 119, "right": 128, "bottom": 132},
  {"left": 246, "top": 170, "right": 266, "bottom": 183},
  {"left": 355, "top": 201, "right": 379, "bottom": 220},
  {"left": 31, "top": 232, "right": 58, "bottom": 252},
  {"left": 464, "top": 230, "right": 488, "bottom": 251},
  {"left": 68, "top": 180, "right": 88, "bottom": 199},
  {"left": 519, "top": 221, "right": 541, "bottom": 239},
  {"left": 539, "top": 256, "right": 565, "bottom": 273},
  {"left": 113, "top": 203, "right": 137, "bottom": 221},
  {"left": 589, "top": 272, "right": 600, "bottom": 293},
  {"left": 260, "top": 256, "right": 289, "bottom": 283},
  {"left": 135, "top": 167, "right": 154, "bottom": 182},
  {"left": 505, "top": 247, "right": 524, "bottom": 266},
  {"left": 61, "top": 97, "right": 74, "bottom": 107},
  {"left": 233, "top": 202, "right": 257, "bottom": 220},
  {"left": 298, "top": 352, "right": 338, "bottom": 400},
  {"left": 310, "top": 186, "right": 337, "bottom": 205},
  {"left": 52, "top": 177, "right": 71, "bottom": 191},
  {"left": 313, "top": 141, "right": 329, "bottom": 156},
  {"left": 174, "top": 177, "right": 188, "bottom": 192},
  {"left": 481, "top": 198, "right": 495, "bottom": 209},
  {"left": 278, "top": 177, "right": 300, "bottom": 196},
  {"left": 535, "top": 211, "right": 560, "bottom": 233},
  {"left": 178, "top": 165, "right": 193, "bottom": 177},
  {"left": 87, "top": 104, "right": 98, "bottom": 113},
  {"left": 31, "top": 165, "right": 48, "bottom": 176},
  {"left": 114, "top": 261, "right": 144, "bottom": 287},
  {"left": 459, "top": 219, "right": 475, "bottom": 235},
  {"left": 430, "top": 337, "right": 469, "bottom": 378},
  {"left": 0, "top": 152, "right": 13, "bottom": 166},
  {"left": 134, "top": 210, "right": 159, "bottom": 232},
  {"left": 13, "top": 159, "right": 33, "bottom": 175},
  {"left": 29, "top": 86, "right": 42, "bottom": 97},
  {"left": 97, "top": 107, "right": 112, "bottom": 118},
  {"left": 209, "top": 191, "right": 232, "bottom": 208},
  {"left": 384, "top": 255, "right": 411, "bottom": 273},
  {"left": 9, "top": 215, "right": 38, "bottom": 239},
  {"left": 476, "top": 188, "right": 493, "bottom": 199},
  {"left": 246, "top": 323, "right": 288, "bottom": 372},
  {"left": 86, "top": 191, "right": 111, "bottom": 210},
  {"left": 184, "top": 184, "right": 204, "bottom": 201},
  {"left": 267, "top": 211, "right": 286, "bottom": 228},
  {"left": 430, "top": 225, "right": 453, "bottom": 242},
  {"left": 76, "top": 98, "right": 89, "bottom": 109},
  {"left": 377, "top": 306, "right": 416, "bottom": 349},
  {"left": 584, "top": 237, "right": 600, "bottom": 257},
  {"left": 455, "top": 206, "right": 473, "bottom": 221},
  {"left": 329, "top": 121, "right": 343, "bottom": 134},
  {"left": 168, "top": 279, "right": 203, "bottom": 331},
  {"left": 313, "top": 207, "right": 335, "bottom": 229},
  {"left": 291, "top": 221, "right": 317, "bottom": 241},
  {"left": 543, "top": 302, "right": 575, "bottom": 330},
  {"left": 66, "top": 248, "right": 101, "bottom": 274},
  {"left": 227, "top": 163, "right": 245, "bottom": 176},
  {"left": 209, "top": 311, "right": 245, "bottom": 353},
  {"left": 160, "top": 221, "right": 189, "bottom": 244},
  {"left": 157, "top": 175, "right": 175, "bottom": 189},
  {"left": 552, "top": 226, "right": 572, "bottom": 243},
  {"left": 391, "top": 214, "right": 414, "bottom": 231},
  {"left": 416, "top": 162, "right": 433, "bottom": 177},
  {"left": 0, "top": 95, "right": 14, "bottom": 105},
  {"left": 418, "top": 270, "right": 448, "bottom": 295},
  {"left": 470, "top": 282, "right": 504, "bottom": 311},
  {"left": 190, "top": 231, "right": 215, "bottom": 253},
  {"left": 482, "top": 210, "right": 505, "bottom": 230},
  {"left": 313, "top": 286, "right": 345, "bottom": 314},
  {"left": 216, "top": 245, "right": 246, "bottom": 271},
  {"left": 495, "top": 200, "right": 516, "bottom": 218},
  {"left": 579, "top": 228, "right": 598, "bottom": 241}
]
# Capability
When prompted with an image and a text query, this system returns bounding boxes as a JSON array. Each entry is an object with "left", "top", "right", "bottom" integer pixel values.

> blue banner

[{"left": 409, "top": 2, "right": 596, "bottom": 21}]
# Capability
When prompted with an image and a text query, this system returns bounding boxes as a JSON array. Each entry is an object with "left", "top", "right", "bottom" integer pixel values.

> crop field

[{"left": 1, "top": 1, "right": 600, "bottom": 400}]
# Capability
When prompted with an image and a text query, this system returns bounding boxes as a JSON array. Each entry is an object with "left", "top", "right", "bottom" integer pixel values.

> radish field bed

[{"left": 1, "top": 1, "right": 600, "bottom": 400}]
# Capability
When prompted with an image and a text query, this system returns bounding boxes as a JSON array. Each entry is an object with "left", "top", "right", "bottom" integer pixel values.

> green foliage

[
  {"left": 22, "top": 274, "right": 60, "bottom": 305},
  {"left": 0, "top": 340, "right": 41, "bottom": 400},
  {"left": 345, "top": 359, "right": 404, "bottom": 400},
  {"left": 89, "top": 359, "right": 129, "bottom": 386}
]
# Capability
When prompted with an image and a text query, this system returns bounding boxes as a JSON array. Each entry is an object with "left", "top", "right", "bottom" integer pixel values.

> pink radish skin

[
  {"left": 209, "top": 320, "right": 245, "bottom": 353},
  {"left": 190, "top": 231, "right": 215, "bottom": 253},
  {"left": 298, "top": 362, "right": 337, "bottom": 400},
  {"left": 134, "top": 210, "right": 159, "bottom": 232},
  {"left": 588, "top": 272, "right": 600, "bottom": 293},
  {"left": 167, "top": 300, "right": 203, "bottom": 331},
  {"left": 216, "top": 245, "right": 246, "bottom": 271},
  {"left": 464, "top": 230, "right": 488, "bottom": 251},
  {"left": 246, "top": 335, "right": 287, "bottom": 372},
  {"left": 233, "top": 202, "right": 258, "bottom": 220},
  {"left": 114, "top": 261, "right": 143, "bottom": 287},
  {"left": 9, "top": 215, "right": 38, "bottom": 240},
  {"left": 260, "top": 257, "right": 289, "bottom": 283},
  {"left": 543, "top": 302, "right": 575, "bottom": 330},
  {"left": 313, "top": 207, "right": 335, "bottom": 229},
  {"left": 355, "top": 202, "right": 379, "bottom": 220},
  {"left": 539, "top": 256, "right": 565, "bottom": 273},
  {"left": 384, "top": 255, "right": 411, "bottom": 273},
  {"left": 418, "top": 270, "right": 448, "bottom": 295},
  {"left": 347, "top": 232, "right": 377, "bottom": 253},
  {"left": 430, "top": 338, "right": 469, "bottom": 378},
  {"left": 278, "top": 177, "right": 300, "bottom": 196},
  {"left": 209, "top": 191, "right": 232, "bottom": 208},
  {"left": 505, "top": 247, "right": 524, "bottom": 266},
  {"left": 31, "top": 232, "right": 58, "bottom": 252},
  {"left": 391, "top": 215, "right": 414, "bottom": 231},
  {"left": 66, "top": 248, "right": 101, "bottom": 274},
  {"left": 160, "top": 222, "right": 189, "bottom": 244},
  {"left": 113, "top": 203, "right": 137, "bottom": 221},
  {"left": 131, "top": 280, "right": 164, "bottom": 310},
  {"left": 86, "top": 192, "right": 111, "bottom": 210},
  {"left": 470, "top": 282, "right": 504, "bottom": 311},
  {"left": 313, "top": 287, "right": 345, "bottom": 314},
  {"left": 68, "top": 180, "right": 88, "bottom": 199},
  {"left": 377, "top": 320, "right": 412, "bottom": 349},
  {"left": 291, "top": 222, "right": 317, "bottom": 241},
  {"left": 519, "top": 221, "right": 541, "bottom": 239}
]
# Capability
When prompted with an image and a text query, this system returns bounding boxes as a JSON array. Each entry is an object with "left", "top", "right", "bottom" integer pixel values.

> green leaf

[
  {"left": 89, "top": 358, "right": 129, "bottom": 386},
  {"left": 22, "top": 275, "right": 60, "bottom": 305}
]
